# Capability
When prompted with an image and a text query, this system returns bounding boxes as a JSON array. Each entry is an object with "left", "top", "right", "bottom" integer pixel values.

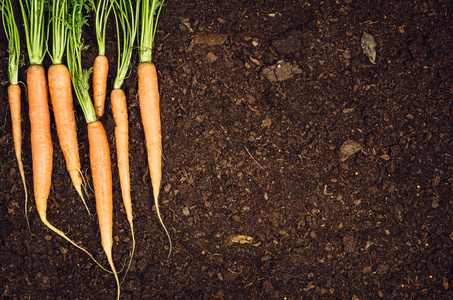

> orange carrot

[
  {"left": 138, "top": 62, "right": 171, "bottom": 254},
  {"left": 111, "top": 88, "right": 133, "bottom": 234},
  {"left": 93, "top": 55, "right": 109, "bottom": 117},
  {"left": 88, "top": 120, "right": 119, "bottom": 298},
  {"left": 111, "top": 0, "right": 138, "bottom": 283},
  {"left": 111, "top": 88, "right": 136, "bottom": 284},
  {"left": 68, "top": 2, "right": 120, "bottom": 297},
  {"left": 2, "top": 0, "right": 28, "bottom": 226},
  {"left": 47, "top": 0, "right": 88, "bottom": 212},
  {"left": 8, "top": 84, "right": 29, "bottom": 224},
  {"left": 91, "top": 0, "right": 113, "bottom": 118},
  {"left": 138, "top": 0, "right": 171, "bottom": 256},
  {"left": 48, "top": 64, "right": 88, "bottom": 213},
  {"left": 28, "top": 65, "right": 53, "bottom": 221}
]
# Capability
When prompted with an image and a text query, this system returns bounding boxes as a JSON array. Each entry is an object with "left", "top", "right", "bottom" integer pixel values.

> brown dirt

[{"left": 1, "top": 0, "right": 453, "bottom": 299}]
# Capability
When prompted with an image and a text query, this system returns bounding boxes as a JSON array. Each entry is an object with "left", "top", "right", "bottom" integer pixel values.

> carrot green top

[
  {"left": 48, "top": 0, "right": 69, "bottom": 65},
  {"left": 113, "top": 0, "right": 139, "bottom": 89},
  {"left": 19, "top": 0, "right": 46, "bottom": 66},
  {"left": 138, "top": 0, "right": 165, "bottom": 63},
  {"left": 67, "top": 0, "right": 97, "bottom": 124},
  {"left": 1, "top": 0, "right": 21, "bottom": 85},
  {"left": 88, "top": 0, "right": 113, "bottom": 57}
]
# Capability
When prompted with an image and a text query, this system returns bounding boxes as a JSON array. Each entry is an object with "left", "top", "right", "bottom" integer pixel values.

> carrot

[
  {"left": 111, "top": 0, "right": 139, "bottom": 283},
  {"left": 48, "top": 65, "right": 88, "bottom": 212},
  {"left": 111, "top": 89, "right": 131, "bottom": 225},
  {"left": 20, "top": 0, "right": 54, "bottom": 230},
  {"left": 68, "top": 2, "right": 119, "bottom": 298},
  {"left": 27, "top": 65, "right": 53, "bottom": 220},
  {"left": 138, "top": 0, "right": 172, "bottom": 256},
  {"left": 1, "top": 0, "right": 29, "bottom": 227},
  {"left": 89, "top": 0, "right": 113, "bottom": 118},
  {"left": 19, "top": 1, "right": 52, "bottom": 230},
  {"left": 7, "top": 86, "right": 27, "bottom": 210},
  {"left": 48, "top": 0, "right": 88, "bottom": 213},
  {"left": 111, "top": 88, "right": 135, "bottom": 281},
  {"left": 93, "top": 55, "right": 109, "bottom": 117},
  {"left": 88, "top": 120, "right": 117, "bottom": 289}
]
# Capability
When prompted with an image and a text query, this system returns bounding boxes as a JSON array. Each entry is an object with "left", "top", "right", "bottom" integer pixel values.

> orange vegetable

[
  {"left": 93, "top": 55, "right": 109, "bottom": 117},
  {"left": 8, "top": 84, "right": 29, "bottom": 224},
  {"left": 2, "top": 0, "right": 28, "bottom": 226},
  {"left": 88, "top": 120, "right": 119, "bottom": 298},
  {"left": 48, "top": 64, "right": 88, "bottom": 213},
  {"left": 138, "top": 62, "right": 172, "bottom": 254},
  {"left": 111, "top": 88, "right": 134, "bottom": 248},
  {"left": 28, "top": 65, "right": 53, "bottom": 225}
]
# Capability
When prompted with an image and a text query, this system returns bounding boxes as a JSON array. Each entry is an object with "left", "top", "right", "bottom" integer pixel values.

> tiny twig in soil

[{"left": 245, "top": 147, "right": 265, "bottom": 170}]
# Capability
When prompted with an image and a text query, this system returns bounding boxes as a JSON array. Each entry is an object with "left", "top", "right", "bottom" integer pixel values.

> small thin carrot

[
  {"left": 1, "top": 0, "right": 28, "bottom": 227},
  {"left": 68, "top": 2, "right": 120, "bottom": 298},
  {"left": 88, "top": 120, "right": 118, "bottom": 291},
  {"left": 48, "top": 0, "right": 88, "bottom": 213},
  {"left": 93, "top": 55, "right": 109, "bottom": 117},
  {"left": 89, "top": 0, "right": 113, "bottom": 118},
  {"left": 111, "top": 88, "right": 135, "bottom": 276},
  {"left": 138, "top": 0, "right": 172, "bottom": 256},
  {"left": 111, "top": 0, "right": 139, "bottom": 283}
]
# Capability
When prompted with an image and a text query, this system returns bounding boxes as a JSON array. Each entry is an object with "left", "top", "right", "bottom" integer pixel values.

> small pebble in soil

[
  {"left": 361, "top": 31, "right": 377, "bottom": 64},
  {"left": 204, "top": 52, "right": 218, "bottom": 64},
  {"left": 262, "top": 61, "right": 303, "bottom": 82},
  {"left": 339, "top": 140, "right": 363, "bottom": 162},
  {"left": 182, "top": 207, "right": 190, "bottom": 216}
]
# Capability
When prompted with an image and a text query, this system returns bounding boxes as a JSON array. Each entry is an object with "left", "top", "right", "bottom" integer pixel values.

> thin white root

[
  {"left": 18, "top": 158, "right": 30, "bottom": 232},
  {"left": 155, "top": 192, "right": 172, "bottom": 258},
  {"left": 105, "top": 253, "right": 120, "bottom": 300},
  {"left": 76, "top": 168, "right": 90, "bottom": 215},
  {"left": 120, "top": 221, "right": 136, "bottom": 285},
  {"left": 40, "top": 215, "right": 112, "bottom": 274}
]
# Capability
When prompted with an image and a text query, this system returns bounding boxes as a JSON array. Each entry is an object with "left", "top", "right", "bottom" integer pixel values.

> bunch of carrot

[{"left": 1, "top": 0, "right": 170, "bottom": 298}]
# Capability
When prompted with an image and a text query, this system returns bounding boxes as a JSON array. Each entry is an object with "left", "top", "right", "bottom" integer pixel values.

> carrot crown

[
  {"left": 48, "top": 0, "right": 68, "bottom": 65},
  {"left": 1, "top": 0, "right": 21, "bottom": 85},
  {"left": 19, "top": 0, "right": 46, "bottom": 66},
  {"left": 88, "top": 0, "right": 113, "bottom": 57},
  {"left": 138, "top": 0, "right": 165, "bottom": 63},
  {"left": 113, "top": 0, "right": 140, "bottom": 89},
  {"left": 67, "top": 0, "right": 97, "bottom": 124}
]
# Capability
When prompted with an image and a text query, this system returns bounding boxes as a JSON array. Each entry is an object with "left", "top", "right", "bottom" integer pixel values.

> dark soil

[{"left": 1, "top": 0, "right": 453, "bottom": 299}]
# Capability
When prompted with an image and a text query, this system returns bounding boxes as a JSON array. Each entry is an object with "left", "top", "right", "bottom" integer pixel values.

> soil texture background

[{"left": 1, "top": 0, "right": 453, "bottom": 299}]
